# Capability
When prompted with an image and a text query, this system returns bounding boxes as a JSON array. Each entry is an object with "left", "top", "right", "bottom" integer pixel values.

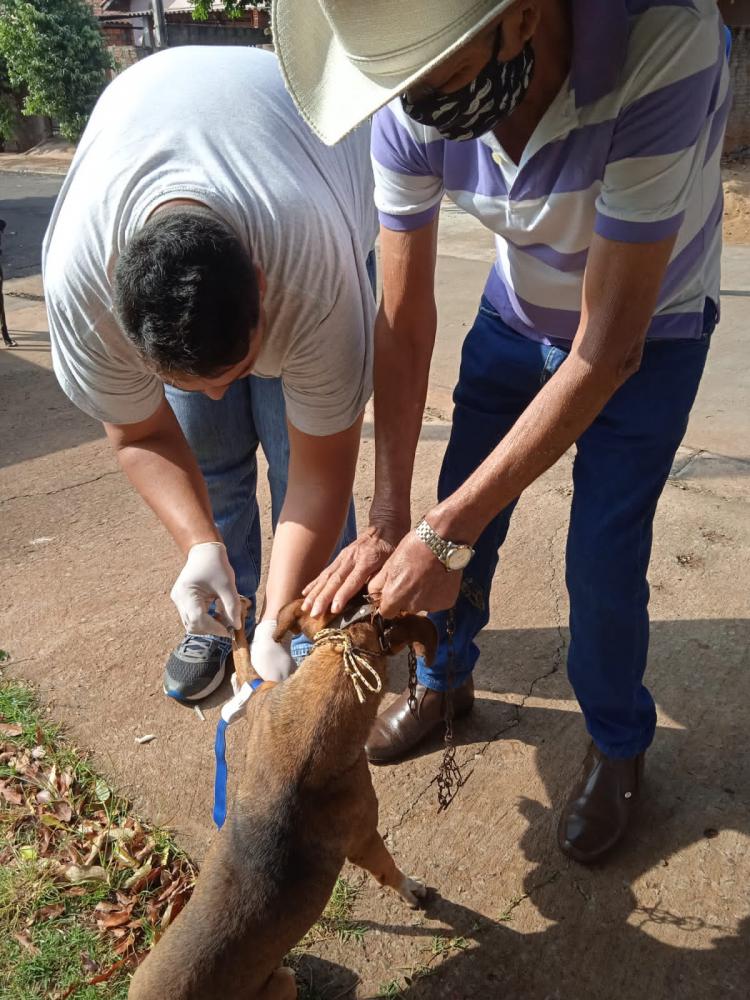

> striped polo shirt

[{"left": 371, "top": 0, "right": 731, "bottom": 345}]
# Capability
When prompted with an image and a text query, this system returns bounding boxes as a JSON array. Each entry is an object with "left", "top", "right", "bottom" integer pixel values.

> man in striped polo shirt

[{"left": 275, "top": 0, "right": 731, "bottom": 861}]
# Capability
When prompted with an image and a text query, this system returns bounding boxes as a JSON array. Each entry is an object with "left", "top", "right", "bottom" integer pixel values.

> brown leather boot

[
  {"left": 365, "top": 677, "right": 474, "bottom": 765},
  {"left": 557, "top": 743, "right": 645, "bottom": 864}
]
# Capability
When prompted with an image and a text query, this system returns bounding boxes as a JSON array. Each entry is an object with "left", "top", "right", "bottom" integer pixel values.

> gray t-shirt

[{"left": 43, "top": 46, "right": 378, "bottom": 435}]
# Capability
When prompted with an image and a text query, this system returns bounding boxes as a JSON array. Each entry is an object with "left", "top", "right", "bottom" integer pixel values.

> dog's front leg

[{"left": 348, "top": 829, "right": 427, "bottom": 908}]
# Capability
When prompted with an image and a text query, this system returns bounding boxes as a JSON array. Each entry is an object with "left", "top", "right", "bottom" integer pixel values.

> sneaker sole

[{"left": 163, "top": 660, "right": 227, "bottom": 703}]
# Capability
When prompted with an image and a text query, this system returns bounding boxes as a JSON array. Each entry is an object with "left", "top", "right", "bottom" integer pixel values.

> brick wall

[
  {"left": 109, "top": 44, "right": 151, "bottom": 73},
  {"left": 101, "top": 23, "right": 136, "bottom": 47}
]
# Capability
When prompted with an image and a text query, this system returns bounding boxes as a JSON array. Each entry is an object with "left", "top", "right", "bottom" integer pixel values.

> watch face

[{"left": 446, "top": 546, "right": 472, "bottom": 571}]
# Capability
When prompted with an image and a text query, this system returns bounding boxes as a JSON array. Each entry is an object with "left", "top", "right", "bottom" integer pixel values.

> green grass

[
  {"left": 0, "top": 680, "right": 376, "bottom": 1000},
  {"left": 294, "top": 874, "right": 368, "bottom": 950},
  {"left": 0, "top": 679, "right": 195, "bottom": 998},
  {"left": 429, "top": 933, "right": 469, "bottom": 957},
  {"left": 0, "top": 920, "right": 130, "bottom": 1000},
  {"left": 376, "top": 981, "right": 405, "bottom": 998}
]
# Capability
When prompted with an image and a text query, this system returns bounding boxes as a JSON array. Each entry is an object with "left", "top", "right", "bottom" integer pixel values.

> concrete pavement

[{"left": 1, "top": 170, "right": 749, "bottom": 999}]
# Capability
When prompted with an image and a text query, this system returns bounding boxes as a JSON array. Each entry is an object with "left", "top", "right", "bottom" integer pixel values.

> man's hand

[
  {"left": 368, "top": 528, "right": 461, "bottom": 618},
  {"left": 301, "top": 525, "right": 398, "bottom": 617},
  {"left": 250, "top": 619, "right": 296, "bottom": 681},
  {"left": 170, "top": 541, "right": 241, "bottom": 637}
]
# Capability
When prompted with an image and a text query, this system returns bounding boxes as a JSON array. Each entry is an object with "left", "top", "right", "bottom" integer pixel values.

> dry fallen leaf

[
  {"left": 161, "top": 889, "right": 189, "bottom": 930},
  {"left": 0, "top": 722, "right": 23, "bottom": 737},
  {"left": 96, "top": 908, "right": 134, "bottom": 930},
  {"left": 53, "top": 801, "right": 73, "bottom": 823},
  {"left": 94, "top": 901, "right": 121, "bottom": 914},
  {"left": 113, "top": 933, "right": 136, "bottom": 955},
  {"left": 0, "top": 780, "right": 23, "bottom": 805},
  {"left": 62, "top": 863, "right": 109, "bottom": 885},
  {"left": 55, "top": 956, "right": 133, "bottom": 999},
  {"left": 13, "top": 930, "right": 39, "bottom": 955},
  {"left": 128, "top": 865, "right": 162, "bottom": 895},
  {"left": 123, "top": 862, "right": 152, "bottom": 890}
]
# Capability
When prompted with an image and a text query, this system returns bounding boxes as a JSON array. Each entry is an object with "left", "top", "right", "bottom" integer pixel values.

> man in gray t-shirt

[{"left": 43, "top": 46, "right": 377, "bottom": 699}]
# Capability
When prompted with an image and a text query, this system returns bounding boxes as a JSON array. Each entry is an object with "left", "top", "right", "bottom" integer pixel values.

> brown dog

[{"left": 129, "top": 599, "right": 437, "bottom": 1000}]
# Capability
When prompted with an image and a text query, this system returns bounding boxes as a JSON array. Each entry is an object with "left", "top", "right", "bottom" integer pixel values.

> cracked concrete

[
  {"left": 1, "top": 174, "right": 749, "bottom": 999},
  {"left": 0, "top": 470, "right": 120, "bottom": 504}
]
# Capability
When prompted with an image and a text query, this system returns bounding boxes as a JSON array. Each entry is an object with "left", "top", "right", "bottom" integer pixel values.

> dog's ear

[
  {"left": 273, "top": 599, "right": 339, "bottom": 643},
  {"left": 385, "top": 615, "right": 438, "bottom": 667},
  {"left": 273, "top": 599, "right": 306, "bottom": 641}
]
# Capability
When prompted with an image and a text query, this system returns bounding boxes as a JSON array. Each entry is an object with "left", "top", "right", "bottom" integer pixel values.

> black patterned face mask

[{"left": 401, "top": 36, "right": 535, "bottom": 142}]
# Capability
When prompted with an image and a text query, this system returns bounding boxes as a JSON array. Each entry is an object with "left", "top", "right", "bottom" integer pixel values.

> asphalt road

[{"left": 0, "top": 171, "right": 63, "bottom": 279}]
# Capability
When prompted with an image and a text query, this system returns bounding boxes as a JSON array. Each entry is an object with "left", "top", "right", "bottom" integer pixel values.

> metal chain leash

[
  {"left": 392, "top": 600, "right": 463, "bottom": 811},
  {"left": 407, "top": 645, "right": 419, "bottom": 714},
  {"left": 436, "top": 607, "right": 463, "bottom": 811}
]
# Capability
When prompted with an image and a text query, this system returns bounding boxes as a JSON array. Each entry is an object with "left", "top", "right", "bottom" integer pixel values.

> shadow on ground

[
  {"left": 302, "top": 617, "right": 750, "bottom": 999},
  {"left": 0, "top": 338, "right": 104, "bottom": 470}
]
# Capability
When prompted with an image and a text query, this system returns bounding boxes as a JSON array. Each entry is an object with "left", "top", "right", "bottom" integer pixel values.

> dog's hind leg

[
  {"left": 348, "top": 830, "right": 427, "bottom": 908},
  {"left": 256, "top": 966, "right": 297, "bottom": 1000}
]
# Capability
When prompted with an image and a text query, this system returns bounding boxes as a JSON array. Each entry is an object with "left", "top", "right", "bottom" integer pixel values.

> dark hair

[{"left": 114, "top": 208, "right": 259, "bottom": 377}]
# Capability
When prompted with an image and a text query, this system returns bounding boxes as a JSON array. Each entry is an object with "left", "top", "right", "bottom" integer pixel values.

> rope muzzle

[{"left": 312, "top": 628, "right": 383, "bottom": 704}]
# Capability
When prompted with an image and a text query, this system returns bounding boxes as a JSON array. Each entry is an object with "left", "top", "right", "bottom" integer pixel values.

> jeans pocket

[{"left": 478, "top": 294, "right": 502, "bottom": 320}]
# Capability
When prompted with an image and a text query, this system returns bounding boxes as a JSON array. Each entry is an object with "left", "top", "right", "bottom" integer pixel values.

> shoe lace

[{"left": 180, "top": 634, "right": 230, "bottom": 658}]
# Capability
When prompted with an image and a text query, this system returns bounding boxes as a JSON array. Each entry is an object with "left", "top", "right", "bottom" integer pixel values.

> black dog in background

[{"left": 1, "top": 218, "right": 18, "bottom": 348}]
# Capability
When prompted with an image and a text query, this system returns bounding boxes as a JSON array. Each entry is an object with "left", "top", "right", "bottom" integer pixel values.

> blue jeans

[{"left": 419, "top": 296, "right": 715, "bottom": 759}]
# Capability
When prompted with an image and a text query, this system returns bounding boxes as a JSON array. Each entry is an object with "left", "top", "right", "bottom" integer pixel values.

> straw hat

[{"left": 272, "top": 0, "right": 516, "bottom": 145}]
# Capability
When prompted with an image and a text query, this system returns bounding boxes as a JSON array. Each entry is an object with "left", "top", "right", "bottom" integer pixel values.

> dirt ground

[
  {"left": 722, "top": 159, "right": 750, "bottom": 244},
  {"left": 1, "top": 162, "right": 749, "bottom": 999}
]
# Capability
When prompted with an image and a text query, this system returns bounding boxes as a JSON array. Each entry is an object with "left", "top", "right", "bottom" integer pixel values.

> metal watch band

[
  {"left": 415, "top": 518, "right": 450, "bottom": 562},
  {"left": 414, "top": 518, "right": 474, "bottom": 571}
]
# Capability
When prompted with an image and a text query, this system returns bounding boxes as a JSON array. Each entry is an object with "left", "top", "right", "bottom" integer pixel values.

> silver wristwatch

[{"left": 415, "top": 518, "right": 475, "bottom": 571}]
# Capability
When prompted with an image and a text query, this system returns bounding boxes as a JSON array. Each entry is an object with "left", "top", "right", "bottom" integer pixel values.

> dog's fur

[{"left": 129, "top": 600, "right": 437, "bottom": 1000}]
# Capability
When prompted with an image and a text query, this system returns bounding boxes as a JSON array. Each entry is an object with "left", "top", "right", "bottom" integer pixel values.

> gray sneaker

[{"left": 163, "top": 634, "right": 232, "bottom": 702}]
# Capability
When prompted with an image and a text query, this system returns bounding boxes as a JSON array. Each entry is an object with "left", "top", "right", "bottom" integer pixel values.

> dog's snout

[{"left": 385, "top": 615, "right": 438, "bottom": 666}]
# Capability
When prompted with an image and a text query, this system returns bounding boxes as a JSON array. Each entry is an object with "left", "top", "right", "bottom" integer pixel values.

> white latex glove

[
  {"left": 170, "top": 541, "right": 241, "bottom": 638},
  {"left": 250, "top": 619, "right": 296, "bottom": 682}
]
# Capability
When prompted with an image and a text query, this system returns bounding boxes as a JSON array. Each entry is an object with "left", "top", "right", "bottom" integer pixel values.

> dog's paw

[{"left": 397, "top": 875, "right": 427, "bottom": 908}]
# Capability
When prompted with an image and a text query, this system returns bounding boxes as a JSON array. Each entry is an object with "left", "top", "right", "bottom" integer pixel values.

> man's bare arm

[
  {"left": 302, "top": 219, "right": 439, "bottom": 615},
  {"left": 103, "top": 396, "right": 220, "bottom": 553},
  {"left": 370, "top": 220, "right": 440, "bottom": 536},
  {"left": 263, "top": 415, "right": 363, "bottom": 622}
]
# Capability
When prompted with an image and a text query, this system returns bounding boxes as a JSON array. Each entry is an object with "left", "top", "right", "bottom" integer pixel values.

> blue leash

[{"left": 213, "top": 678, "right": 263, "bottom": 829}]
